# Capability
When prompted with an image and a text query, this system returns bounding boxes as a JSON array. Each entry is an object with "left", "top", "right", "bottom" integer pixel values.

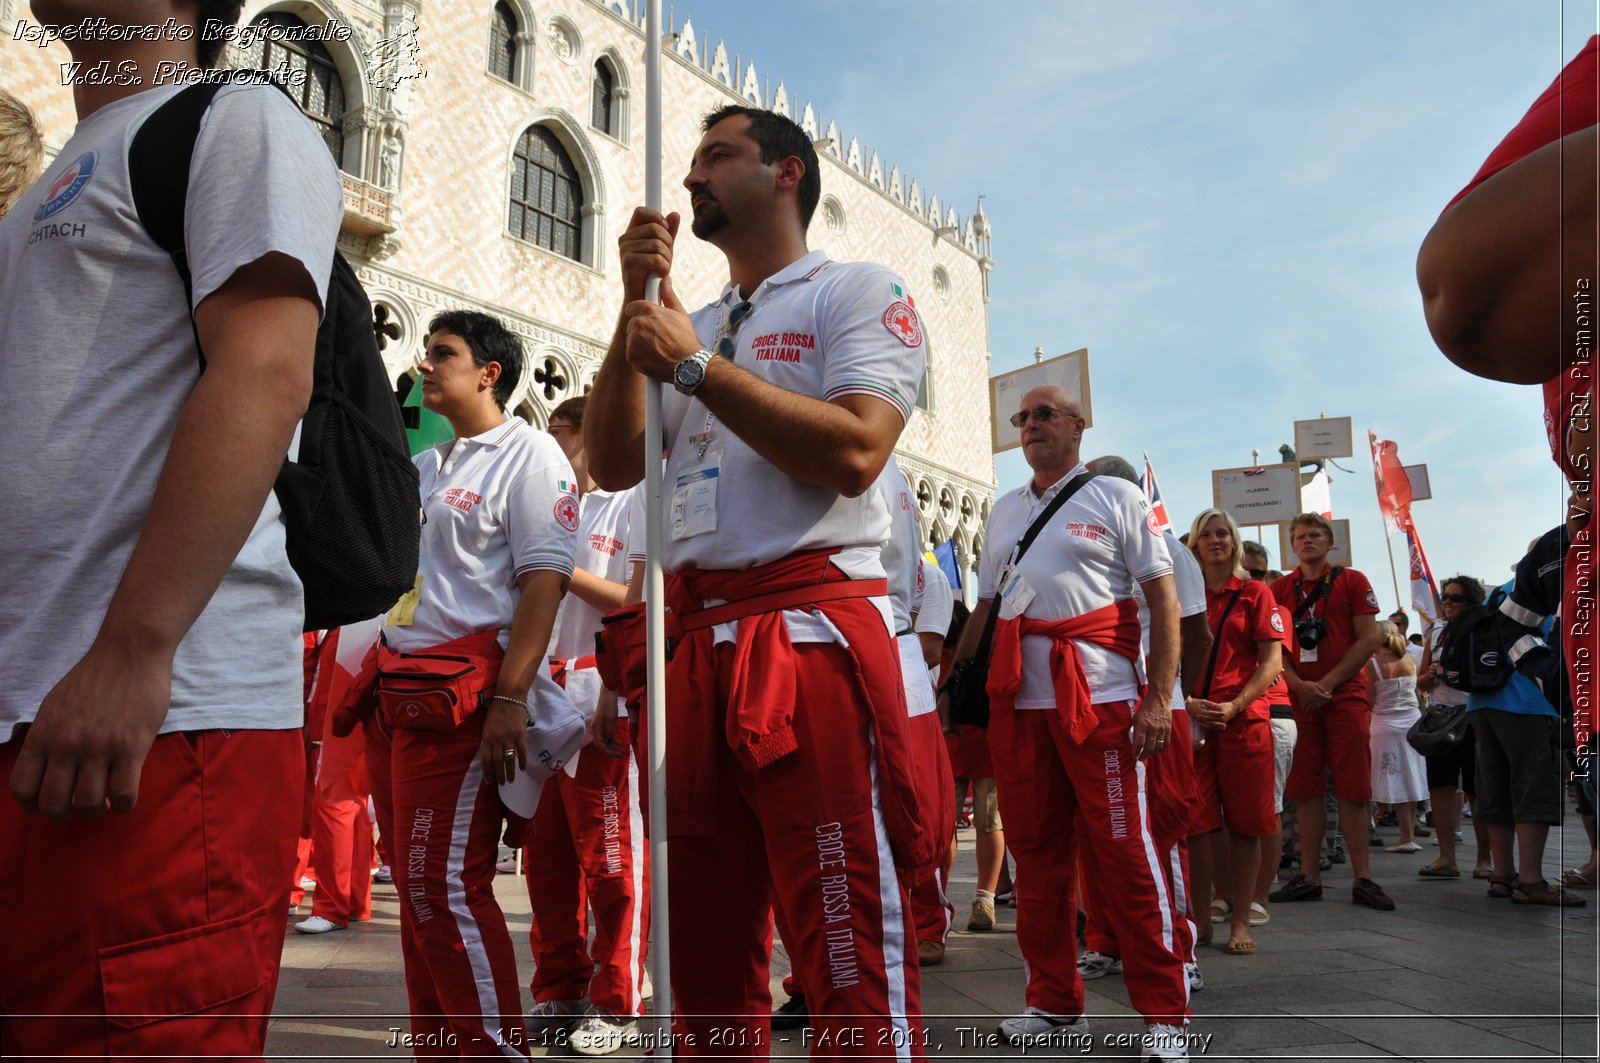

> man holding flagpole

[{"left": 586, "top": 105, "right": 932, "bottom": 1058}]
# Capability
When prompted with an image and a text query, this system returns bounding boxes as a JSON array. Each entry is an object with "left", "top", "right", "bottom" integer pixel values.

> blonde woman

[
  {"left": 1366, "top": 621, "right": 1430, "bottom": 852},
  {"left": 1186, "top": 509, "right": 1283, "bottom": 955}
]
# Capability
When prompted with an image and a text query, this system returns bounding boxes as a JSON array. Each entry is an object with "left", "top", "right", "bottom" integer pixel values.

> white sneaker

[
  {"left": 294, "top": 915, "right": 345, "bottom": 934},
  {"left": 373, "top": 864, "right": 393, "bottom": 883},
  {"left": 1185, "top": 961, "right": 1204, "bottom": 992},
  {"left": 495, "top": 853, "right": 519, "bottom": 874},
  {"left": 641, "top": 969, "right": 654, "bottom": 1000},
  {"left": 569, "top": 1007, "right": 643, "bottom": 1056},
  {"left": 1141, "top": 1023, "right": 1189, "bottom": 1061},
  {"left": 997, "top": 1007, "right": 1089, "bottom": 1045},
  {"left": 526, "top": 997, "right": 588, "bottom": 1035},
  {"left": 298, "top": 876, "right": 317, "bottom": 891},
  {"left": 1076, "top": 950, "right": 1123, "bottom": 979}
]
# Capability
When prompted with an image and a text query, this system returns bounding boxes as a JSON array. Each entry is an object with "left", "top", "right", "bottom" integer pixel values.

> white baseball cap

[{"left": 498, "top": 667, "right": 588, "bottom": 819}]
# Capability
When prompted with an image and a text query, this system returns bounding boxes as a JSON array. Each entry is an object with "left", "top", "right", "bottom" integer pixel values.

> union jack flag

[{"left": 1141, "top": 452, "right": 1172, "bottom": 535}]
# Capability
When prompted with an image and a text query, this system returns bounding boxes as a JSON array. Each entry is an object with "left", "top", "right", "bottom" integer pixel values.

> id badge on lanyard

[{"left": 670, "top": 457, "right": 719, "bottom": 540}]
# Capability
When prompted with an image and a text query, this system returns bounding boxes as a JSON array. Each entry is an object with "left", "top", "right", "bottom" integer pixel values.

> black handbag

[
  {"left": 1406, "top": 700, "right": 1470, "bottom": 758},
  {"left": 946, "top": 473, "right": 1097, "bottom": 728}
]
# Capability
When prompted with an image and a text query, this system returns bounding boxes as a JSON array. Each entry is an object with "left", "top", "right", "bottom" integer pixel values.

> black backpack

[
  {"left": 1436, "top": 589, "right": 1520, "bottom": 693},
  {"left": 129, "top": 80, "right": 420, "bottom": 631}
]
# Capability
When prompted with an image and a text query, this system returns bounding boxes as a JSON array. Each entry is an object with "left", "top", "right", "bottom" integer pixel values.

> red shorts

[
  {"left": 1191, "top": 716, "right": 1277, "bottom": 836},
  {"left": 1285, "top": 693, "right": 1372, "bottom": 803}
]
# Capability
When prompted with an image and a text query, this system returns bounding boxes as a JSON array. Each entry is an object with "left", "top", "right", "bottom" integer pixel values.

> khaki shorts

[{"left": 955, "top": 776, "right": 1002, "bottom": 833}]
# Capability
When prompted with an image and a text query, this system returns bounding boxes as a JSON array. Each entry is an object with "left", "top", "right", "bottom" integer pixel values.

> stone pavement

[{"left": 268, "top": 812, "right": 1599, "bottom": 1062}]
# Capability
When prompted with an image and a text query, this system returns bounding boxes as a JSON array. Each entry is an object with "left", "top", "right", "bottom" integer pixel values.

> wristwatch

[{"left": 673, "top": 348, "right": 715, "bottom": 396}]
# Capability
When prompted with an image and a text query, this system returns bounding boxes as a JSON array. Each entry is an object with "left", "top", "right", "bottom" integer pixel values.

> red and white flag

[
  {"left": 1401, "top": 514, "right": 1441, "bottom": 629},
  {"left": 1141, "top": 451, "right": 1172, "bottom": 535}
]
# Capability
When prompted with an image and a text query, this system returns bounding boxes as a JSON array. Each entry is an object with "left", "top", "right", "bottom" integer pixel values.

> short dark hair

[
  {"left": 197, "top": 2, "right": 246, "bottom": 68},
  {"left": 426, "top": 309, "right": 524, "bottom": 408},
  {"left": 550, "top": 395, "right": 587, "bottom": 429},
  {"left": 701, "top": 105, "right": 821, "bottom": 229},
  {"left": 1389, "top": 610, "right": 1410, "bottom": 630},
  {"left": 1441, "top": 575, "right": 1485, "bottom": 606}
]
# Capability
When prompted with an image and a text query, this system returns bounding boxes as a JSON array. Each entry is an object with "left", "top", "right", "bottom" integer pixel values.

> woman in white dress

[{"left": 1367, "top": 621, "right": 1431, "bottom": 852}]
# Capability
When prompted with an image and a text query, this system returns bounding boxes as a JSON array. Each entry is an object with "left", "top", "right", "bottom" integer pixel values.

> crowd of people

[{"left": 0, "top": 4, "right": 1592, "bottom": 1063}]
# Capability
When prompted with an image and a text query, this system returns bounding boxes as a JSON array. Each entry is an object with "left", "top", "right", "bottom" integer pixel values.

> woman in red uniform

[{"left": 1186, "top": 509, "right": 1283, "bottom": 956}]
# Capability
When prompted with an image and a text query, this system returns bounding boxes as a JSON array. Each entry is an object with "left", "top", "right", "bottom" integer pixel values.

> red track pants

[
  {"left": 310, "top": 774, "right": 375, "bottom": 926},
  {"left": 367, "top": 713, "right": 528, "bottom": 1059},
  {"left": 663, "top": 640, "right": 925, "bottom": 1060},
  {"left": 524, "top": 715, "right": 650, "bottom": 1017},
  {"left": 906, "top": 712, "right": 956, "bottom": 947},
  {"left": 989, "top": 701, "right": 1192, "bottom": 1026},
  {"left": 0, "top": 728, "right": 302, "bottom": 1062}
]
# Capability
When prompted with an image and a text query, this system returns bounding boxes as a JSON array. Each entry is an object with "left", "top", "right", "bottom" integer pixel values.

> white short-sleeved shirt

[
  {"left": 1133, "top": 529, "right": 1207, "bottom": 705},
  {"left": 979, "top": 466, "right": 1173, "bottom": 707},
  {"left": 915, "top": 559, "right": 955, "bottom": 642},
  {"left": 874, "top": 457, "right": 923, "bottom": 634},
  {"left": 663, "top": 250, "right": 925, "bottom": 578},
  {"left": 0, "top": 83, "right": 342, "bottom": 739},
  {"left": 384, "top": 418, "right": 577, "bottom": 653},
  {"left": 549, "top": 485, "right": 643, "bottom": 718}
]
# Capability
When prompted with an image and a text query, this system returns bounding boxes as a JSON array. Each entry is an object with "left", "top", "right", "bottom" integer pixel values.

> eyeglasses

[
  {"left": 714, "top": 300, "right": 754, "bottom": 358},
  {"left": 1244, "top": 568, "right": 1268, "bottom": 580},
  {"left": 1009, "top": 406, "right": 1077, "bottom": 429},
  {"left": 1439, "top": 593, "right": 1471, "bottom": 604}
]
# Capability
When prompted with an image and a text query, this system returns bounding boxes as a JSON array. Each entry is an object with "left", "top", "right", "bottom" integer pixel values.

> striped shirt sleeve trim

[
  {"left": 826, "top": 382, "right": 912, "bottom": 422},
  {"left": 515, "top": 560, "right": 575, "bottom": 578}
]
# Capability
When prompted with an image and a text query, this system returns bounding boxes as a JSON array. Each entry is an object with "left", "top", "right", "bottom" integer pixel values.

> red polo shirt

[
  {"left": 1200, "top": 576, "right": 1282, "bottom": 718},
  {"left": 1269, "top": 564, "right": 1380, "bottom": 693}
]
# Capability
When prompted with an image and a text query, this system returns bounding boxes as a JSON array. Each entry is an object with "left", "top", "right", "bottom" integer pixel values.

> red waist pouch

[{"left": 376, "top": 632, "right": 503, "bottom": 733}]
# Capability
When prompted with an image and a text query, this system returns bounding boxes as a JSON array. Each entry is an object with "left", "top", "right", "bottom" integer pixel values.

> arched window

[
  {"left": 592, "top": 59, "right": 616, "bottom": 136},
  {"left": 242, "top": 12, "right": 346, "bottom": 168},
  {"left": 488, "top": 2, "right": 518, "bottom": 83},
  {"left": 510, "top": 126, "right": 584, "bottom": 261}
]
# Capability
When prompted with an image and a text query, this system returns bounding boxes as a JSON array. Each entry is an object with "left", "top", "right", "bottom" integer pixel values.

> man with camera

[{"left": 1267, "top": 514, "right": 1390, "bottom": 910}]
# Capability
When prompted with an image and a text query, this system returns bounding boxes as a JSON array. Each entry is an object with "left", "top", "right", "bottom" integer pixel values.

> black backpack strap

[
  {"left": 129, "top": 81, "right": 227, "bottom": 367},
  {"left": 972, "top": 472, "right": 1098, "bottom": 661}
]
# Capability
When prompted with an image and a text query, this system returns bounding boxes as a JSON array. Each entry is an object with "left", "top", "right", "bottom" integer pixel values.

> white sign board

[
  {"left": 1294, "top": 416, "right": 1354, "bottom": 460},
  {"left": 1403, "top": 463, "right": 1432, "bottom": 501},
  {"left": 1281, "top": 518, "right": 1353, "bottom": 570},
  {"left": 990, "top": 348, "right": 1093, "bottom": 454},
  {"left": 1212, "top": 463, "right": 1302, "bottom": 526}
]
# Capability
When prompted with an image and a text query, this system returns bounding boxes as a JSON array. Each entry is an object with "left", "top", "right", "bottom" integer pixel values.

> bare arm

[
  {"left": 1192, "top": 641, "right": 1281, "bottom": 730},
  {"left": 1134, "top": 574, "right": 1179, "bottom": 759},
  {"left": 9, "top": 254, "right": 318, "bottom": 818},
  {"left": 1178, "top": 612, "right": 1213, "bottom": 699},
  {"left": 1417, "top": 125, "right": 1598, "bottom": 384},
  {"left": 568, "top": 567, "right": 630, "bottom": 615},
  {"left": 918, "top": 631, "right": 944, "bottom": 670},
  {"left": 622, "top": 283, "right": 904, "bottom": 497},
  {"left": 1416, "top": 634, "right": 1438, "bottom": 692},
  {"left": 484, "top": 569, "right": 568, "bottom": 784}
]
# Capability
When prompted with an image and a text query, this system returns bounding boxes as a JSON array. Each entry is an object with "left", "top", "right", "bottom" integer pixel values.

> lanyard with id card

[{"left": 670, "top": 459, "right": 719, "bottom": 541}]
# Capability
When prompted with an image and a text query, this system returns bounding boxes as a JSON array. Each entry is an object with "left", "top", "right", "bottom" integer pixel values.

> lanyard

[{"left": 692, "top": 288, "right": 781, "bottom": 462}]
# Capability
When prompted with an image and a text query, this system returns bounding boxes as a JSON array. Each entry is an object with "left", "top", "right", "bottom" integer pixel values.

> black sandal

[{"left": 1487, "top": 875, "right": 1514, "bottom": 899}]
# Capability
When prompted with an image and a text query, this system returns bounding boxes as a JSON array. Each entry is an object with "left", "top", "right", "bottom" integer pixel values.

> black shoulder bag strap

[
  {"left": 1290, "top": 565, "right": 1343, "bottom": 622},
  {"left": 1197, "top": 589, "right": 1244, "bottom": 701},
  {"left": 968, "top": 472, "right": 1098, "bottom": 667}
]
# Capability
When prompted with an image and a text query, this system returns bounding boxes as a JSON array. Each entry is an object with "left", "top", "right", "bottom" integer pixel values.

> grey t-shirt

[{"left": 0, "top": 82, "right": 342, "bottom": 740}]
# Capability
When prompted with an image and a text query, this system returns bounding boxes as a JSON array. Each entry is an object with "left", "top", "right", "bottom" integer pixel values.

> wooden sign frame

[{"left": 990, "top": 348, "right": 1093, "bottom": 454}]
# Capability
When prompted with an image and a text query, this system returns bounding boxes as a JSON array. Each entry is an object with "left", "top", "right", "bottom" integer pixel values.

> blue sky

[{"left": 681, "top": 0, "right": 1592, "bottom": 615}]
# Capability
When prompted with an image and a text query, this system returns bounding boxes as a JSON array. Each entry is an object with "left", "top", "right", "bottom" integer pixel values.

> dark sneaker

[
  {"left": 1352, "top": 878, "right": 1396, "bottom": 911},
  {"left": 1318, "top": 854, "right": 1332, "bottom": 871},
  {"left": 771, "top": 994, "right": 809, "bottom": 1031},
  {"left": 1330, "top": 841, "right": 1347, "bottom": 865},
  {"left": 1268, "top": 874, "right": 1324, "bottom": 902}
]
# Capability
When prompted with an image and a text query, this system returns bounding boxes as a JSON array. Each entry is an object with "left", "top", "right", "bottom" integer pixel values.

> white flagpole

[{"left": 642, "top": 0, "right": 672, "bottom": 1053}]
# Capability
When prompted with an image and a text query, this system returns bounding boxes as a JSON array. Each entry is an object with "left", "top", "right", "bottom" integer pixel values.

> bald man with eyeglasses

[{"left": 940, "top": 385, "right": 1195, "bottom": 1059}]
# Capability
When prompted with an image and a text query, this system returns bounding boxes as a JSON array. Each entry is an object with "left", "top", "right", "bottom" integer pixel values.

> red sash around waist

[{"left": 986, "top": 599, "right": 1142, "bottom": 744}]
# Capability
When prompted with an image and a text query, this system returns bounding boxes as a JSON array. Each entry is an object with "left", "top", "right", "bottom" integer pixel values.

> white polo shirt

[
  {"left": 915, "top": 559, "right": 955, "bottom": 643},
  {"left": 550, "top": 486, "right": 644, "bottom": 661},
  {"left": 384, "top": 417, "right": 577, "bottom": 653},
  {"left": 1133, "top": 528, "right": 1207, "bottom": 706},
  {"left": 663, "top": 249, "right": 925, "bottom": 579},
  {"left": 979, "top": 466, "right": 1172, "bottom": 707},
  {"left": 875, "top": 457, "right": 923, "bottom": 635}
]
